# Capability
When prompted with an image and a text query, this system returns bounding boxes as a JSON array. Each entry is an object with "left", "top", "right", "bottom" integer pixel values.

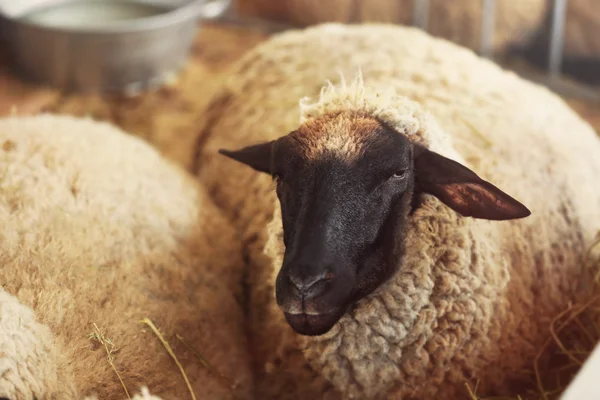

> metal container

[{"left": 0, "top": 0, "right": 231, "bottom": 93}]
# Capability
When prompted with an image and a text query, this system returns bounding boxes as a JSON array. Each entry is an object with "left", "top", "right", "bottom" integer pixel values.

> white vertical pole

[
  {"left": 480, "top": 0, "right": 496, "bottom": 59},
  {"left": 412, "top": 0, "right": 430, "bottom": 30},
  {"left": 549, "top": 0, "right": 568, "bottom": 78}
]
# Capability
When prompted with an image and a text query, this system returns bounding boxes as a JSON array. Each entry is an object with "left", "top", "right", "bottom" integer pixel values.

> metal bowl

[{"left": 0, "top": 0, "right": 231, "bottom": 93}]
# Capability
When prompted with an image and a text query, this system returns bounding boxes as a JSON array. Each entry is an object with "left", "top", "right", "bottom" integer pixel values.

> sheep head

[{"left": 219, "top": 112, "right": 530, "bottom": 336}]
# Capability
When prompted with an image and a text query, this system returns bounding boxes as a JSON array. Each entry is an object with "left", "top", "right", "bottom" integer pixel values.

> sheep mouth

[{"left": 283, "top": 307, "right": 346, "bottom": 336}]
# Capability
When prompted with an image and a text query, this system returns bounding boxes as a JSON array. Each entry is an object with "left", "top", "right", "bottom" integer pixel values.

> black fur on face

[{"left": 219, "top": 120, "right": 530, "bottom": 336}]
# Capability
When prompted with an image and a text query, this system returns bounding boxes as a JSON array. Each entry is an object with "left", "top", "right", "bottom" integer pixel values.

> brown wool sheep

[
  {"left": 0, "top": 114, "right": 253, "bottom": 400},
  {"left": 235, "top": 0, "right": 546, "bottom": 55},
  {"left": 194, "top": 23, "right": 600, "bottom": 400}
]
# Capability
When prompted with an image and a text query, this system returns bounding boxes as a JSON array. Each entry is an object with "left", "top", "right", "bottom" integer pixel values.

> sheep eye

[{"left": 392, "top": 170, "right": 407, "bottom": 179}]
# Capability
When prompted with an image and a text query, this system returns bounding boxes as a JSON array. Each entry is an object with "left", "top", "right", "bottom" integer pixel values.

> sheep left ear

[
  {"left": 219, "top": 140, "right": 275, "bottom": 174},
  {"left": 413, "top": 145, "right": 531, "bottom": 221}
]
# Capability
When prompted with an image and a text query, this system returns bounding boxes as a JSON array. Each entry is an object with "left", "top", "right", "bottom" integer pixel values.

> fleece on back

[{"left": 0, "top": 114, "right": 253, "bottom": 400}]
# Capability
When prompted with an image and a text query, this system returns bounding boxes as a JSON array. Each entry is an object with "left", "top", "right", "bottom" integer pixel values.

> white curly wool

[
  {"left": 298, "top": 71, "right": 454, "bottom": 155},
  {"left": 0, "top": 289, "right": 76, "bottom": 399}
]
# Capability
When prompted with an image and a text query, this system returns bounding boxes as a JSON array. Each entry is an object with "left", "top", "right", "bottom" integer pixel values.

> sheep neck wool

[{"left": 264, "top": 75, "right": 507, "bottom": 399}]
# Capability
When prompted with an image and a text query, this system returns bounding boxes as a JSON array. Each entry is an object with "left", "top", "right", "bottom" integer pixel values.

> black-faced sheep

[
  {"left": 195, "top": 23, "right": 600, "bottom": 399},
  {"left": 0, "top": 114, "right": 253, "bottom": 400}
]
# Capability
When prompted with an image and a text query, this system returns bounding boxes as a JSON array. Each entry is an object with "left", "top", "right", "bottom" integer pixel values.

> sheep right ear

[
  {"left": 219, "top": 141, "right": 275, "bottom": 174},
  {"left": 413, "top": 144, "right": 531, "bottom": 220}
]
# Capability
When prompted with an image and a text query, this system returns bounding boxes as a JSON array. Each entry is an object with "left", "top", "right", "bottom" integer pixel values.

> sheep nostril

[{"left": 289, "top": 271, "right": 332, "bottom": 294}]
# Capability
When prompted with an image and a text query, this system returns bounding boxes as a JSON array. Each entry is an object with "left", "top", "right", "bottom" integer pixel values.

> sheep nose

[{"left": 289, "top": 270, "right": 334, "bottom": 297}]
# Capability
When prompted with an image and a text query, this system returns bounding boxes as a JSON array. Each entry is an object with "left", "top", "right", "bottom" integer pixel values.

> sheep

[
  {"left": 194, "top": 23, "right": 600, "bottom": 399},
  {"left": 235, "top": 0, "right": 546, "bottom": 56},
  {"left": 0, "top": 114, "right": 253, "bottom": 400}
]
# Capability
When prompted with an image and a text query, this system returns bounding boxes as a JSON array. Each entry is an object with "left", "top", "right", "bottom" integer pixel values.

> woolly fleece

[
  {"left": 236, "top": 0, "right": 546, "bottom": 55},
  {"left": 0, "top": 114, "right": 253, "bottom": 400},
  {"left": 195, "top": 23, "right": 600, "bottom": 399}
]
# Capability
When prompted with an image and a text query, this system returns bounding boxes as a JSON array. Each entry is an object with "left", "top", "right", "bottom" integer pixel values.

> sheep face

[{"left": 220, "top": 113, "right": 530, "bottom": 336}]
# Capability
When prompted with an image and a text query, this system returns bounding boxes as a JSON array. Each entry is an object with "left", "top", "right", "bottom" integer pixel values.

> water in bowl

[{"left": 20, "top": 0, "right": 173, "bottom": 29}]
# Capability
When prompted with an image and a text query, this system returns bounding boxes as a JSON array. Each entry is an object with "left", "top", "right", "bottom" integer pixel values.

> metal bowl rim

[{"left": 5, "top": 0, "right": 210, "bottom": 35}]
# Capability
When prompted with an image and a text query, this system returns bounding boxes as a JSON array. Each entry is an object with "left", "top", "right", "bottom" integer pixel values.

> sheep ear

[
  {"left": 219, "top": 141, "right": 275, "bottom": 174},
  {"left": 413, "top": 145, "right": 531, "bottom": 220}
]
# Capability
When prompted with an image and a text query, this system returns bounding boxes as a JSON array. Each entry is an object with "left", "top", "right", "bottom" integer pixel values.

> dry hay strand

[
  {"left": 89, "top": 323, "right": 132, "bottom": 400},
  {"left": 86, "top": 318, "right": 238, "bottom": 400},
  {"left": 175, "top": 334, "right": 238, "bottom": 394},
  {"left": 139, "top": 318, "right": 239, "bottom": 399},
  {"left": 140, "top": 318, "right": 197, "bottom": 400},
  {"left": 466, "top": 233, "right": 600, "bottom": 400}
]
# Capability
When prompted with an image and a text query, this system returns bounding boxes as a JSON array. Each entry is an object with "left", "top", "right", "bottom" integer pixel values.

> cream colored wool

[
  {"left": 235, "top": 0, "right": 546, "bottom": 55},
  {"left": 195, "top": 23, "right": 600, "bottom": 399},
  {"left": 0, "top": 114, "right": 253, "bottom": 400}
]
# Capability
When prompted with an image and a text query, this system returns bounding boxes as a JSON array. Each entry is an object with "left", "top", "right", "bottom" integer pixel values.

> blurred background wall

[{"left": 229, "top": 0, "right": 600, "bottom": 93}]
